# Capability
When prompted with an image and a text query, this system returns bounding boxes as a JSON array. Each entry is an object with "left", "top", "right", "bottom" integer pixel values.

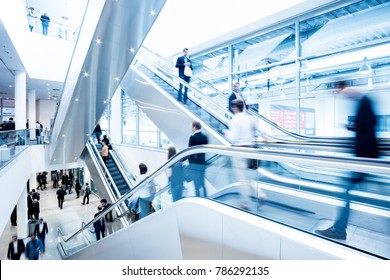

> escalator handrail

[{"left": 60, "top": 144, "right": 390, "bottom": 246}]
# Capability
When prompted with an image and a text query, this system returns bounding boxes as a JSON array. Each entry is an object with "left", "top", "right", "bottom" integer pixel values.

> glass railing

[
  {"left": 0, "top": 129, "right": 39, "bottom": 169},
  {"left": 58, "top": 145, "right": 390, "bottom": 259}
]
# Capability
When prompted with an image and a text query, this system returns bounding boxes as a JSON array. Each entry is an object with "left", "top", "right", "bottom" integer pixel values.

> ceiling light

[
  {"left": 150, "top": 10, "right": 155, "bottom": 16},
  {"left": 130, "top": 48, "right": 135, "bottom": 53},
  {"left": 8, "top": 85, "right": 12, "bottom": 88},
  {"left": 83, "top": 72, "right": 89, "bottom": 77},
  {"left": 96, "top": 39, "right": 102, "bottom": 45},
  {"left": 358, "top": 56, "right": 372, "bottom": 74}
]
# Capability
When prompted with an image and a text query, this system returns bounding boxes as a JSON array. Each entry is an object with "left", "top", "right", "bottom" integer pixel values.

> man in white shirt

[{"left": 224, "top": 99, "right": 267, "bottom": 210}]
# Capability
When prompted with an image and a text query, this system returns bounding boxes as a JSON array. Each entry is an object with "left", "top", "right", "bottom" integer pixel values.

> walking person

[
  {"left": 175, "top": 48, "right": 193, "bottom": 104},
  {"left": 223, "top": 99, "right": 267, "bottom": 210},
  {"left": 25, "top": 233, "right": 42, "bottom": 260},
  {"left": 167, "top": 146, "right": 184, "bottom": 202},
  {"left": 82, "top": 183, "right": 91, "bottom": 205},
  {"left": 56, "top": 186, "right": 67, "bottom": 209},
  {"left": 315, "top": 81, "right": 379, "bottom": 240},
  {"left": 34, "top": 218, "right": 48, "bottom": 253},
  {"left": 188, "top": 121, "right": 208, "bottom": 197},
  {"left": 32, "top": 199, "right": 40, "bottom": 220},
  {"left": 7, "top": 234, "right": 25, "bottom": 260},
  {"left": 75, "top": 180, "right": 82, "bottom": 198}
]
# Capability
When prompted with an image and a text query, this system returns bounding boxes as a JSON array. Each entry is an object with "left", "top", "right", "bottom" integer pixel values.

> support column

[
  {"left": 110, "top": 88, "right": 122, "bottom": 143},
  {"left": 29, "top": 173, "right": 37, "bottom": 191},
  {"left": 17, "top": 186, "right": 28, "bottom": 238},
  {"left": 14, "top": 71, "right": 27, "bottom": 130},
  {"left": 27, "top": 90, "right": 36, "bottom": 140}
]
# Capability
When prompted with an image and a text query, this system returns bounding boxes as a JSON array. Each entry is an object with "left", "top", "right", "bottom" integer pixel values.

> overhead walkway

[{"left": 57, "top": 145, "right": 390, "bottom": 259}]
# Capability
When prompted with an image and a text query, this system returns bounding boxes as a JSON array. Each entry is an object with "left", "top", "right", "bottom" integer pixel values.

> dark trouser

[
  {"left": 83, "top": 194, "right": 89, "bottom": 204},
  {"left": 58, "top": 198, "right": 64, "bottom": 209},
  {"left": 178, "top": 75, "right": 190, "bottom": 103}
]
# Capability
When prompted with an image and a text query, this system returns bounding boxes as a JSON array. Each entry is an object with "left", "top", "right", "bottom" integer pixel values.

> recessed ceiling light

[
  {"left": 150, "top": 10, "right": 155, "bottom": 16},
  {"left": 130, "top": 48, "right": 135, "bottom": 53},
  {"left": 96, "top": 39, "right": 102, "bottom": 45},
  {"left": 8, "top": 85, "right": 12, "bottom": 88},
  {"left": 115, "top": 77, "right": 120, "bottom": 82},
  {"left": 83, "top": 72, "right": 89, "bottom": 77},
  {"left": 75, "top": 98, "right": 79, "bottom": 101}
]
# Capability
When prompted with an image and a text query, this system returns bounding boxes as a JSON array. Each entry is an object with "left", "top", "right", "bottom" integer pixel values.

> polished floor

[{"left": 0, "top": 181, "right": 101, "bottom": 260}]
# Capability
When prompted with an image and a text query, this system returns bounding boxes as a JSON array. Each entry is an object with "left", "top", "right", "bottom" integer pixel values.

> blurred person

[
  {"left": 100, "top": 198, "right": 113, "bottom": 222},
  {"left": 25, "top": 233, "right": 42, "bottom": 260},
  {"left": 7, "top": 234, "right": 25, "bottom": 260},
  {"left": 175, "top": 48, "right": 193, "bottom": 104},
  {"left": 56, "top": 186, "right": 67, "bottom": 209},
  {"left": 224, "top": 99, "right": 267, "bottom": 210},
  {"left": 315, "top": 81, "right": 378, "bottom": 240},
  {"left": 75, "top": 180, "right": 82, "bottom": 198},
  {"left": 134, "top": 163, "right": 156, "bottom": 219},
  {"left": 32, "top": 198, "right": 40, "bottom": 220},
  {"left": 34, "top": 218, "right": 48, "bottom": 253},
  {"left": 101, "top": 141, "right": 109, "bottom": 165},
  {"left": 167, "top": 146, "right": 185, "bottom": 202},
  {"left": 26, "top": 7, "right": 36, "bottom": 32},
  {"left": 10, "top": 206, "right": 17, "bottom": 226},
  {"left": 228, "top": 82, "right": 248, "bottom": 114},
  {"left": 93, "top": 205, "right": 105, "bottom": 241},
  {"left": 35, "top": 121, "right": 42, "bottom": 144},
  {"left": 93, "top": 124, "right": 102, "bottom": 144},
  {"left": 40, "top": 13, "right": 50, "bottom": 35},
  {"left": 188, "top": 121, "right": 208, "bottom": 197},
  {"left": 52, "top": 170, "right": 59, "bottom": 188},
  {"left": 82, "top": 183, "right": 91, "bottom": 205}
]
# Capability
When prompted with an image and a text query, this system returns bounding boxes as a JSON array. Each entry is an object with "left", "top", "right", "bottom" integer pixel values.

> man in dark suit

[
  {"left": 56, "top": 186, "right": 67, "bottom": 209},
  {"left": 93, "top": 205, "right": 106, "bottom": 241},
  {"left": 316, "top": 81, "right": 378, "bottom": 240},
  {"left": 34, "top": 218, "right": 49, "bottom": 253},
  {"left": 188, "top": 121, "right": 208, "bottom": 197},
  {"left": 175, "top": 48, "right": 193, "bottom": 104},
  {"left": 228, "top": 82, "right": 248, "bottom": 114},
  {"left": 7, "top": 234, "right": 25, "bottom": 260}
]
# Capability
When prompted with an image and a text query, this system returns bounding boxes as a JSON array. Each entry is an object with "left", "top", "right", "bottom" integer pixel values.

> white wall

[
  {"left": 115, "top": 145, "right": 168, "bottom": 185},
  {"left": 36, "top": 99, "right": 57, "bottom": 130}
]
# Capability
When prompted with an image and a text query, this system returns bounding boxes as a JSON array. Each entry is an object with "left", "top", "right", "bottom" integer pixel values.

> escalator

[
  {"left": 58, "top": 145, "right": 390, "bottom": 259},
  {"left": 128, "top": 46, "right": 390, "bottom": 154},
  {"left": 82, "top": 136, "right": 135, "bottom": 204}
]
